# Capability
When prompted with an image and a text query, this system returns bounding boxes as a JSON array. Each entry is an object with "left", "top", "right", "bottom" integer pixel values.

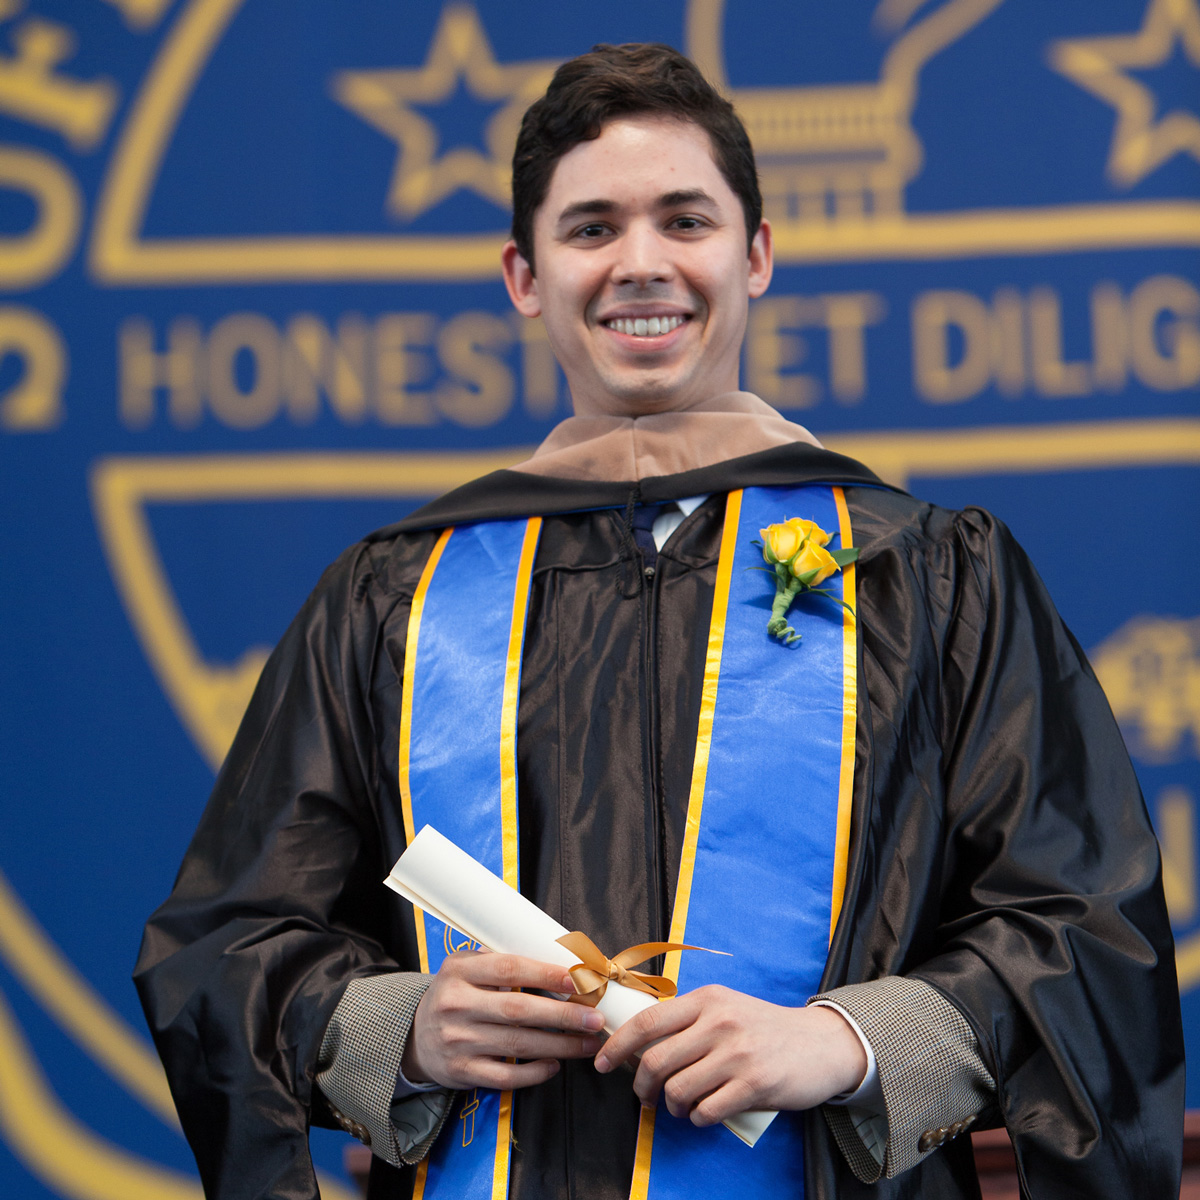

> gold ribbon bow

[{"left": 555, "top": 932, "right": 726, "bottom": 1007}]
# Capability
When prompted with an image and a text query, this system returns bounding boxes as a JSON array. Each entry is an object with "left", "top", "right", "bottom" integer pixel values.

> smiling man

[
  {"left": 501, "top": 116, "right": 772, "bottom": 417},
  {"left": 136, "top": 43, "right": 1183, "bottom": 1200}
]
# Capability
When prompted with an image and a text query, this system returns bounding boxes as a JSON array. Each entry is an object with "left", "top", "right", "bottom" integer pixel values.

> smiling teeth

[{"left": 607, "top": 316, "right": 684, "bottom": 336}]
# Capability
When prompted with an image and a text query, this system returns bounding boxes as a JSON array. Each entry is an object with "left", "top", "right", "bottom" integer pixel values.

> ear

[
  {"left": 747, "top": 219, "right": 773, "bottom": 299},
  {"left": 502, "top": 241, "right": 541, "bottom": 317}
]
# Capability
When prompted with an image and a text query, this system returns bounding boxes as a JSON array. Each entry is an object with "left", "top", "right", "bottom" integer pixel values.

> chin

[{"left": 597, "top": 373, "right": 705, "bottom": 417}]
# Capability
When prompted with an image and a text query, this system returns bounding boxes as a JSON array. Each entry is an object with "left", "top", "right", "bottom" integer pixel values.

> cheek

[
  {"left": 543, "top": 264, "right": 606, "bottom": 324},
  {"left": 688, "top": 256, "right": 749, "bottom": 318}
]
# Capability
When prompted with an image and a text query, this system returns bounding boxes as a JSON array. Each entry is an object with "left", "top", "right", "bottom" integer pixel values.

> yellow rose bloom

[
  {"left": 790, "top": 538, "right": 839, "bottom": 585},
  {"left": 783, "top": 517, "right": 832, "bottom": 548},
  {"left": 761, "top": 521, "right": 803, "bottom": 564}
]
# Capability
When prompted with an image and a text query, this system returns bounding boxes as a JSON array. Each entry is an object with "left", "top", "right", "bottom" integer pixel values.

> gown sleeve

[
  {"left": 133, "top": 539, "right": 413, "bottom": 1200},
  {"left": 905, "top": 507, "right": 1184, "bottom": 1194}
]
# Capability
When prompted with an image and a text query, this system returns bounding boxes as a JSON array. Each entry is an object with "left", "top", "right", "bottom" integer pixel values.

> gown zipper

[{"left": 640, "top": 550, "right": 667, "bottom": 948}]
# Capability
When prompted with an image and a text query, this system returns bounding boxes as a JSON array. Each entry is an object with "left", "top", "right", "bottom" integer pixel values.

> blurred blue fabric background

[{"left": 1, "top": 2, "right": 1197, "bottom": 1194}]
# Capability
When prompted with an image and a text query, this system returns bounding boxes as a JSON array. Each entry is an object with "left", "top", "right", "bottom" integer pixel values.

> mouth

[{"left": 603, "top": 314, "right": 688, "bottom": 338}]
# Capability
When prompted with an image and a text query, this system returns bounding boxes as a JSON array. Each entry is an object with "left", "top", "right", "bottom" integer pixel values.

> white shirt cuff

[{"left": 393, "top": 1061, "right": 442, "bottom": 1099}]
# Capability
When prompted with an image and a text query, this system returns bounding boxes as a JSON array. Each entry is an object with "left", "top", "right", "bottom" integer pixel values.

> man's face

[{"left": 502, "top": 116, "right": 773, "bottom": 418}]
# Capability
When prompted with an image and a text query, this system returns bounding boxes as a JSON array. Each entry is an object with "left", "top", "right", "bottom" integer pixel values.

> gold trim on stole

[
  {"left": 400, "top": 527, "right": 455, "bottom": 971},
  {"left": 829, "top": 486, "right": 858, "bottom": 940}
]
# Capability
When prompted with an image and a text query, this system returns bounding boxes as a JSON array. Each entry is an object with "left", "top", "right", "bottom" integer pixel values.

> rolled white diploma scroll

[{"left": 385, "top": 824, "right": 775, "bottom": 1147}]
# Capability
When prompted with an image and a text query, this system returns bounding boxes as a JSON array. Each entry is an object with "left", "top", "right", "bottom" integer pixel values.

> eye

[
  {"left": 669, "top": 215, "right": 708, "bottom": 233},
  {"left": 573, "top": 222, "right": 611, "bottom": 240}
]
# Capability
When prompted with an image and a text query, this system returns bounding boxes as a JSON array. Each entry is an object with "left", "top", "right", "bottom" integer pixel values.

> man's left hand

[{"left": 594, "top": 986, "right": 867, "bottom": 1126}]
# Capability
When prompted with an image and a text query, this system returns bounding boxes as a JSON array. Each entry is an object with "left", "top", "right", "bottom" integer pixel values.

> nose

[{"left": 611, "top": 220, "right": 674, "bottom": 288}]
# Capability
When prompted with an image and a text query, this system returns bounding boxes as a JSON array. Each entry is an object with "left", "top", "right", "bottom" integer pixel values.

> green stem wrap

[{"left": 767, "top": 578, "right": 805, "bottom": 643}]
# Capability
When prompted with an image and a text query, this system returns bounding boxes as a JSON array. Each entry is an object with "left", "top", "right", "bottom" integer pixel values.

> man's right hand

[{"left": 401, "top": 952, "right": 606, "bottom": 1091}]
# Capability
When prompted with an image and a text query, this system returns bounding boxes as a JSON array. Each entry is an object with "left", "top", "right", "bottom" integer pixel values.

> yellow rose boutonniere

[{"left": 755, "top": 518, "right": 859, "bottom": 645}]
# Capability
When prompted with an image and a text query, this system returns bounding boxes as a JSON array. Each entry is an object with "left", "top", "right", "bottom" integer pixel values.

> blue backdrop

[{"left": 1, "top": 1, "right": 1197, "bottom": 1196}]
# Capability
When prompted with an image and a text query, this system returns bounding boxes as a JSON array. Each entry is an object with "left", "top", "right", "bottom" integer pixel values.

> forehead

[{"left": 538, "top": 116, "right": 733, "bottom": 218}]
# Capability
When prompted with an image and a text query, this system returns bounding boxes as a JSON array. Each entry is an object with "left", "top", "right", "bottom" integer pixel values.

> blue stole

[{"left": 398, "top": 486, "right": 857, "bottom": 1200}]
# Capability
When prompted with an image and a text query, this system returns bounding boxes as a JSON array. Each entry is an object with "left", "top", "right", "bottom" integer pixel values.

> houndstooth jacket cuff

[
  {"left": 316, "top": 972, "right": 455, "bottom": 1167},
  {"left": 809, "top": 976, "right": 996, "bottom": 1183}
]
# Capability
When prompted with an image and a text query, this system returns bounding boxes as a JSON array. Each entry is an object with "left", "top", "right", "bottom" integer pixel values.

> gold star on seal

[
  {"left": 332, "top": 3, "right": 559, "bottom": 219},
  {"left": 1049, "top": 0, "right": 1200, "bottom": 187}
]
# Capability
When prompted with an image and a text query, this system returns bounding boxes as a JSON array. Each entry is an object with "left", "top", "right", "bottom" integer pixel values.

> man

[{"left": 135, "top": 43, "right": 1183, "bottom": 1200}]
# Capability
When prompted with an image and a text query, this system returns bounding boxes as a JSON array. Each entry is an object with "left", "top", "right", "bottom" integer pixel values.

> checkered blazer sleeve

[
  {"left": 316, "top": 973, "right": 456, "bottom": 1167},
  {"left": 809, "top": 975, "right": 996, "bottom": 1182}
]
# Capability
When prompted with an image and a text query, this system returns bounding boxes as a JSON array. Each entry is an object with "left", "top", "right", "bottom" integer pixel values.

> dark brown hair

[{"left": 511, "top": 43, "right": 762, "bottom": 269}]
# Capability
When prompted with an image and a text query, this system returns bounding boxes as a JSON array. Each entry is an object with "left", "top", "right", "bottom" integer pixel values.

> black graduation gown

[{"left": 134, "top": 443, "right": 1184, "bottom": 1200}]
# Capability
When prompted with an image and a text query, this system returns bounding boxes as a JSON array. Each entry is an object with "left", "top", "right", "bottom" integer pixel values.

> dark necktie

[{"left": 630, "top": 503, "right": 676, "bottom": 570}]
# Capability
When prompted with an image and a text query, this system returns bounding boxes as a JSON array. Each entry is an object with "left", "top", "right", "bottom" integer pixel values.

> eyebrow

[
  {"left": 658, "top": 188, "right": 718, "bottom": 209},
  {"left": 555, "top": 199, "right": 618, "bottom": 225},
  {"left": 554, "top": 188, "right": 721, "bottom": 227}
]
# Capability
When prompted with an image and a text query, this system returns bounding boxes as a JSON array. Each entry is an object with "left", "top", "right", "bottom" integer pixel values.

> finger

[
  {"left": 466, "top": 1026, "right": 604, "bottom": 1063},
  {"left": 479, "top": 989, "right": 606, "bottom": 1034},
  {"left": 447, "top": 951, "right": 576, "bottom": 995},
  {"left": 461, "top": 1057, "right": 563, "bottom": 1091},
  {"left": 595, "top": 996, "right": 700, "bottom": 1073},
  {"left": 655, "top": 1053, "right": 735, "bottom": 1118},
  {"left": 630, "top": 1028, "right": 713, "bottom": 1108},
  {"left": 687, "top": 1077, "right": 760, "bottom": 1127}
]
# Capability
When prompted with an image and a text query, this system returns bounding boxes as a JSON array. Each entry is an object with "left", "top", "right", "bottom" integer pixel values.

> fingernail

[
  {"left": 583, "top": 1011, "right": 605, "bottom": 1031},
  {"left": 595, "top": 1053, "right": 610, "bottom": 1073}
]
